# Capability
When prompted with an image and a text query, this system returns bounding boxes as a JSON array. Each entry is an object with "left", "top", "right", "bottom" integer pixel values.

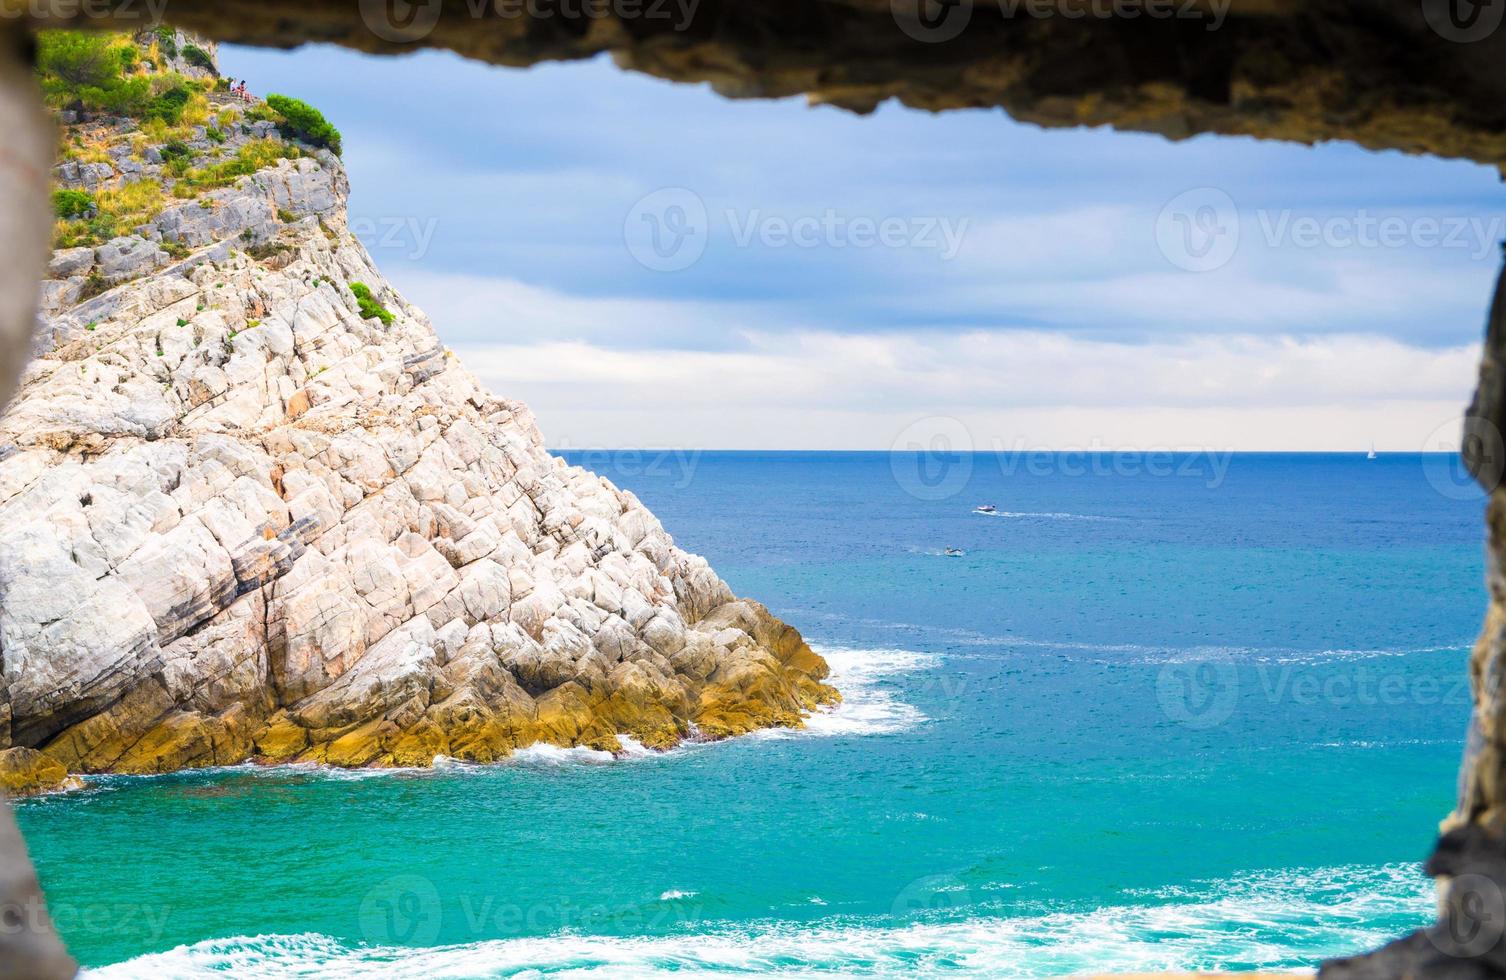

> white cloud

[
  {"left": 949, "top": 223, "right": 1497, "bottom": 338},
  {"left": 450, "top": 330, "right": 1480, "bottom": 450},
  {"left": 393, "top": 269, "right": 793, "bottom": 348},
  {"left": 215, "top": 44, "right": 1499, "bottom": 452}
]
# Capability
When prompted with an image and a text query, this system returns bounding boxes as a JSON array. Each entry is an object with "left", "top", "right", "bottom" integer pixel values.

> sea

[{"left": 14, "top": 450, "right": 1483, "bottom": 977}]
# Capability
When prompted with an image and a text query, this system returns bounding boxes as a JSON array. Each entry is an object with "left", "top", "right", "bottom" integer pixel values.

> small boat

[
  {"left": 1367, "top": 443, "right": 1377, "bottom": 460},
  {"left": 973, "top": 504, "right": 998, "bottom": 515},
  {"left": 943, "top": 547, "right": 965, "bottom": 557}
]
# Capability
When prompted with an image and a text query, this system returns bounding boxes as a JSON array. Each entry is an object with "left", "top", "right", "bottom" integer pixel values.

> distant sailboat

[{"left": 1367, "top": 442, "right": 1378, "bottom": 460}]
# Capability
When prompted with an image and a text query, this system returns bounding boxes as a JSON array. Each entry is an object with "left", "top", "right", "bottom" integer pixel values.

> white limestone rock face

[{"left": 4, "top": 150, "right": 834, "bottom": 774}]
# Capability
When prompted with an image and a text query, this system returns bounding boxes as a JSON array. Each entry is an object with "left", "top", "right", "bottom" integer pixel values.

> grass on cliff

[
  {"left": 170, "top": 138, "right": 302, "bottom": 197},
  {"left": 53, "top": 180, "right": 166, "bottom": 249},
  {"left": 41, "top": 30, "right": 337, "bottom": 251}
]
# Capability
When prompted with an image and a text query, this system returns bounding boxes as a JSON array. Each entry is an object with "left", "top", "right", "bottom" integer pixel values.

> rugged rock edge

[{"left": 3, "top": 37, "right": 838, "bottom": 784}]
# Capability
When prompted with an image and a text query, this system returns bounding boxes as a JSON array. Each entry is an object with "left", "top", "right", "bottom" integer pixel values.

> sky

[{"left": 220, "top": 43, "right": 1505, "bottom": 451}]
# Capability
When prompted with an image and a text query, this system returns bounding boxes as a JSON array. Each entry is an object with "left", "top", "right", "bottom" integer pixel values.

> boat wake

[{"left": 973, "top": 510, "right": 1116, "bottom": 521}]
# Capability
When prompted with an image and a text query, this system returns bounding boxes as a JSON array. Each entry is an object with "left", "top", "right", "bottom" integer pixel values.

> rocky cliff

[{"left": 0, "top": 30, "right": 835, "bottom": 791}]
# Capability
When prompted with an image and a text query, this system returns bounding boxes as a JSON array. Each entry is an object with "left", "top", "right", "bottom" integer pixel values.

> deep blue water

[{"left": 17, "top": 452, "right": 1483, "bottom": 977}]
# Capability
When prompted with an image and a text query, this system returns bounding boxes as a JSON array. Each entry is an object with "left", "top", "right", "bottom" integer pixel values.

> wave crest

[{"left": 86, "top": 864, "right": 1429, "bottom": 979}]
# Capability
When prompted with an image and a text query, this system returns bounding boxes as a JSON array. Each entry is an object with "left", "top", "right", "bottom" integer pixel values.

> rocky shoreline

[{"left": 0, "top": 30, "right": 837, "bottom": 795}]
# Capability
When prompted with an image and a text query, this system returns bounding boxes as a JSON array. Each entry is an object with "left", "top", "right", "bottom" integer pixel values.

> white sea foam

[
  {"left": 749, "top": 646, "right": 936, "bottom": 741},
  {"left": 484, "top": 645, "right": 936, "bottom": 763},
  {"left": 658, "top": 890, "right": 697, "bottom": 901},
  {"left": 86, "top": 864, "right": 1429, "bottom": 979},
  {"left": 507, "top": 743, "right": 619, "bottom": 766},
  {"left": 65, "top": 760, "right": 450, "bottom": 794}
]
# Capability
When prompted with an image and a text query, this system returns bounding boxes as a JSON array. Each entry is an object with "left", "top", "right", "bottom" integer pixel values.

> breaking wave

[{"left": 87, "top": 864, "right": 1430, "bottom": 978}]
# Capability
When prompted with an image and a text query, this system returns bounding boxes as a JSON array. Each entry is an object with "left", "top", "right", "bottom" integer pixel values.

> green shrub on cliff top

[
  {"left": 37, "top": 32, "right": 121, "bottom": 93},
  {"left": 37, "top": 31, "right": 146, "bottom": 113},
  {"left": 182, "top": 43, "right": 216, "bottom": 76},
  {"left": 154, "top": 26, "right": 177, "bottom": 58},
  {"left": 36, "top": 30, "right": 200, "bottom": 125},
  {"left": 265, "top": 94, "right": 342, "bottom": 156}
]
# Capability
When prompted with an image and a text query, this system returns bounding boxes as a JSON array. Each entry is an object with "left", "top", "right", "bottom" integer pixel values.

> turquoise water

[{"left": 17, "top": 452, "right": 1481, "bottom": 976}]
